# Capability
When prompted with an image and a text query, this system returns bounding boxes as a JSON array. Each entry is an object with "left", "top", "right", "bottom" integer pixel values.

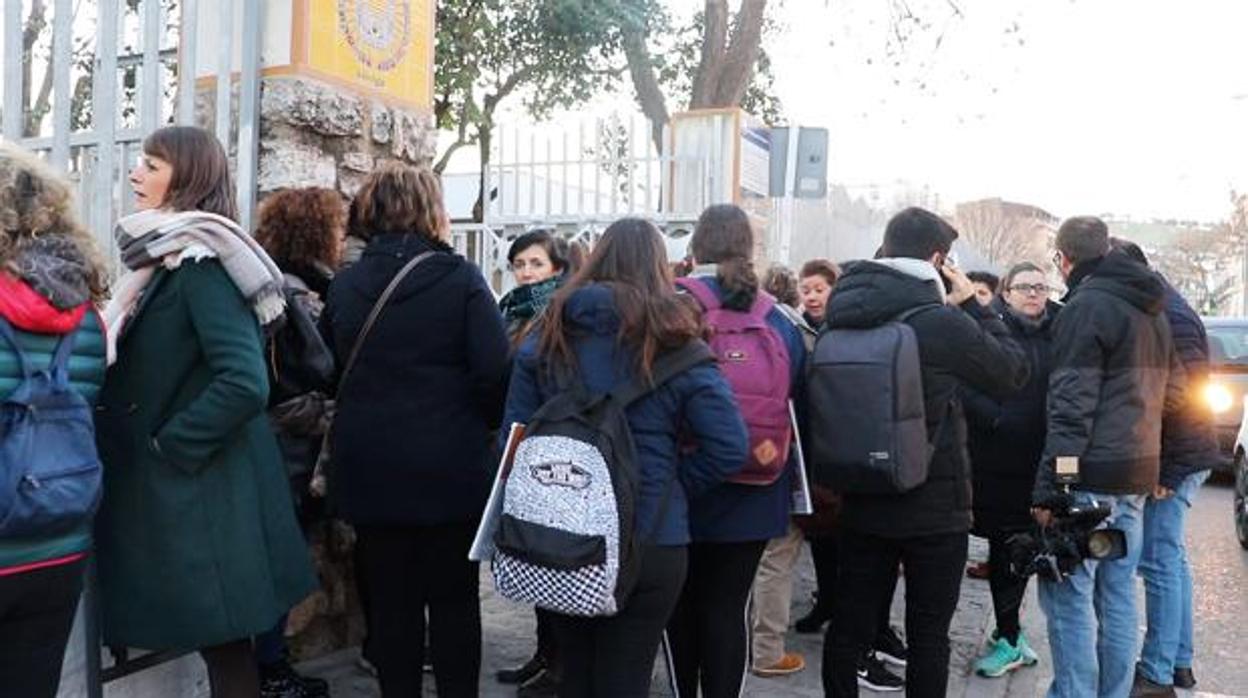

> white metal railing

[
  {"left": 484, "top": 116, "right": 710, "bottom": 227},
  {"left": 1, "top": 0, "right": 263, "bottom": 264}
]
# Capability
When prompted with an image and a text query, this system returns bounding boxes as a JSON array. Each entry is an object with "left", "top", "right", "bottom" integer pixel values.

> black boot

[
  {"left": 259, "top": 660, "right": 329, "bottom": 698},
  {"left": 795, "top": 605, "right": 833, "bottom": 634},
  {"left": 497, "top": 654, "right": 545, "bottom": 685}
]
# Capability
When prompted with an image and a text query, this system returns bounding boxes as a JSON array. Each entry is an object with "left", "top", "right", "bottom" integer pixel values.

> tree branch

[
  {"left": 621, "top": 28, "right": 669, "bottom": 154},
  {"left": 712, "top": 0, "right": 768, "bottom": 106},
  {"left": 690, "top": 0, "right": 729, "bottom": 108},
  {"left": 434, "top": 95, "right": 477, "bottom": 174}
]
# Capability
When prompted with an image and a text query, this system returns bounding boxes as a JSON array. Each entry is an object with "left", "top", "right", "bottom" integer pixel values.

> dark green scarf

[{"left": 499, "top": 275, "right": 561, "bottom": 324}]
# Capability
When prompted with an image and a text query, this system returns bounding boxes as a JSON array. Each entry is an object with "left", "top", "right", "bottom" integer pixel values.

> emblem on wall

[{"left": 336, "top": 0, "right": 412, "bottom": 72}]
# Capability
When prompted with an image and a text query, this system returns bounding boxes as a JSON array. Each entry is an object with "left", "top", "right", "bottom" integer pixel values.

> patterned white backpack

[{"left": 492, "top": 342, "right": 714, "bottom": 617}]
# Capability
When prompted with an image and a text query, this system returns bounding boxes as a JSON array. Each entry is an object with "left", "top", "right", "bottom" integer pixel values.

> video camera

[{"left": 1005, "top": 456, "right": 1127, "bottom": 582}]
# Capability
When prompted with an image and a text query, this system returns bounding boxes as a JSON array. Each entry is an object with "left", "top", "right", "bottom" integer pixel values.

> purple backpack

[{"left": 677, "top": 277, "right": 793, "bottom": 485}]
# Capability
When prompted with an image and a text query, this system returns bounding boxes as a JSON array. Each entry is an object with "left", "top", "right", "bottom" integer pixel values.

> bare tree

[
  {"left": 619, "top": 0, "right": 770, "bottom": 153},
  {"left": 951, "top": 198, "right": 1058, "bottom": 268},
  {"left": 1150, "top": 194, "right": 1248, "bottom": 316}
]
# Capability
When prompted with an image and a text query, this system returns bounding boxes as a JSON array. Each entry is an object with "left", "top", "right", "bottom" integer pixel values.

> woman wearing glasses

[{"left": 962, "top": 261, "right": 1059, "bottom": 679}]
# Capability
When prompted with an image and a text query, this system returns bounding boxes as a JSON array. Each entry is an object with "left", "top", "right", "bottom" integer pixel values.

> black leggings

[
  {"left": 0, "top": 558, "right": 87, "bottom": 698},
  {"left": 665, "top": 540, "right": 767, "bottom": 698},
  {"left": 355, "top": 522, "right": 481, "bottom": 698},
  {"left": 811, "top": 534, "right": 897, "bottom": 646},
  {"left": 988, "top": 536, "right": 1029, "bottom": 644},
  {"left": 551, "top": 545, "right": 688, "bottom": 698}
]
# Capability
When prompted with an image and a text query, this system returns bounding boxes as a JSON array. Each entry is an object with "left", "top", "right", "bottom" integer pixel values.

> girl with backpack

[
  {"left": 0, "top": 143, "right": 109, "bottom": 698},
  {"left": 663, "top": 204, "right": 808, "bottom": 697},
  {"left": 499, "top": 217, "right": 749, "bottom": 697},
  {"left": 95, "top": 126, "right": 317, "bottom": 697},
  {"left": 495, "top": 229, "right": 573, "bottom": 695}
]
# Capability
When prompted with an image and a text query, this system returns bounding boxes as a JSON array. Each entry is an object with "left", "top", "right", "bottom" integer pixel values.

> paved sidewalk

[{"left": 302, "top": 538, "right": 1018, "bottom": 697}]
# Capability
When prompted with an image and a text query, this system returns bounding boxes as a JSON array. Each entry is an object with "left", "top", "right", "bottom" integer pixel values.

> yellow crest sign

[{"left": 304, "top": 0, "right": 434, "bottom": 109}]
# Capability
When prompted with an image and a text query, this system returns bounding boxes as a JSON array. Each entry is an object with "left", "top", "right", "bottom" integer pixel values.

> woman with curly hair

[
  {"left": 255, "top": 187, "right": 346, "bottom": 298},
  {"left": 0, "top": 143, "right": 109, "bottom": 698},
  {"left": 252, "top": 187, "right": 346, "bottom": 697}
]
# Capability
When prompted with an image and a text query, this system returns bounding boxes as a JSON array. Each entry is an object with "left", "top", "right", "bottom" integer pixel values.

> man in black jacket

[
  {"left": 822, "top": 208, "right": 1029, "bottom": 697},
  {"left": 1111, "top": 239, "right": 1220, "bottom": 695},
  {"left": 1032, "top": 218, "right": 1181, "bottom": 698}
]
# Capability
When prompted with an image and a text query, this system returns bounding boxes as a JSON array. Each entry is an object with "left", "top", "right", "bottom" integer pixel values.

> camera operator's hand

[
  {"left": 942, "top": 262, "right": 976, "bottom": 306},
  {"left": 1031, "top": 507, "right": 1054, "bottom": 528},
  {"left": 1152, "top": 485, "right": 1174, "bottom": 500}
]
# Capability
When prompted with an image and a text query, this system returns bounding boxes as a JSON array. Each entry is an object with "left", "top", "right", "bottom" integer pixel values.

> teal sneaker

[
  {"left": 975, "top": 635, "right": 1026, "bottom": 678},
  {"left": 1016, "top": 633, "right": 1040, "bottom": 666}
]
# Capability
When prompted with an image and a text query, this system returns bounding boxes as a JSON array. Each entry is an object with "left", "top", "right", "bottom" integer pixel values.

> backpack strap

[
  {"left": 746, "top": 290, "right": 777, "bottom": 322},
  {"left": 47, "top": 326, "right": 77, "bottom": 386},
  {"left": 0, "top": 317, "right": 30, "bottom": 380},
  {"left": 674, "top": 277, "right": 721, "bottom": 312},
  {"left": 611, "top": 340, "right": 716, "bottom": 408},
  {"left": 337, "top": 250, "right": 437, "bottom": 393},
  {"left": 893, "top": 302, "right": 943, "bottom": 324}
]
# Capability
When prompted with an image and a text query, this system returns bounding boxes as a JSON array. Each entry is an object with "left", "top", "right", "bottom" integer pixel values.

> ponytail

[{"left": 716, "top": 256, "right": 759, "bottom": 311}]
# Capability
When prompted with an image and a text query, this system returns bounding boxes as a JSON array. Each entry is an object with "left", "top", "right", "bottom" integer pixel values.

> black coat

[
  {"left": 1035, "top": 251, "right": 1179, "bottom": 503},
  {"left": 320, "top": 233, "right": 510, "bottom": 526},
  {"left": 823, "top": 261, "right": 1029, "bottom": 538},
  {"left": 1159, "top": 283, "right": 1224, "bottom": 487},
  {"left": 964, "top": 304, "right": 1058, "bottom": 537}
]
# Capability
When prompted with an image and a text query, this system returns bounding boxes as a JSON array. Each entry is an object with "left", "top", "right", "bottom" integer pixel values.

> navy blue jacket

[
  {"left": 321, "top": 233, "right": 510, "bottom": 526},
  {"left": 502, "top": 284, "right": 750, "bottom": 546},
  {"left": 1159, "top": 283, "right": 1222, "bottom": 488},
  {"left": 681, "top": 275, "right": 807, "bottom": 543}
]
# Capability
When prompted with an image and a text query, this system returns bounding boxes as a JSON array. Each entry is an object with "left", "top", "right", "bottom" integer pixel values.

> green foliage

[
  {"left": 433, "top": 0, "right": 785, "bottom": 172},
  {"left": 433, "top": 0, "right": 625, "bottom": 163}
]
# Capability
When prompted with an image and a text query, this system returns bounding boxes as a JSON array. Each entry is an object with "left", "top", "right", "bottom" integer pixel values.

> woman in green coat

[{"left": 94, "top": 126, "right": 316, "bottom": 697}]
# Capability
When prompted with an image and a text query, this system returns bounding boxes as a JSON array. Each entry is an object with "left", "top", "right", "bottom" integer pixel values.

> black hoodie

[
  {"left": 823, "top": 261, "right": 1029, "bottom": 538},
  {"left": 1034, "top": 250, "right": 1182, "bottom": 503}
]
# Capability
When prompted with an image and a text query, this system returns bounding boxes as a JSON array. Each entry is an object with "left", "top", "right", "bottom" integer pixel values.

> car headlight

[{"left": 1204, "top": 382, "right": 1235, "bottom": 414}]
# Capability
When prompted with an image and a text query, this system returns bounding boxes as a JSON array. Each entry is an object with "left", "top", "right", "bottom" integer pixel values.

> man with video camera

[{"left": 1033, "top": 217, "right": 1182, "bottom": 698}]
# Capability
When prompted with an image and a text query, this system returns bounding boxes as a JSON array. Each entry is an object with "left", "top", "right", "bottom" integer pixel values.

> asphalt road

[{"left": 1184, "top": 477, "right": 1248, "bottom": 695}]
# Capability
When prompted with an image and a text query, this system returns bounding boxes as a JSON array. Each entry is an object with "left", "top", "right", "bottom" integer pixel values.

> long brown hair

[
  {"left": 690, "top": 203, "right": 758, "bottom": 310},
  {"left": 539, "top": 218, "right": 700, "bottom": 381},
  {"left": 143, "top": 126, "right": 238, "bottom": 220}
]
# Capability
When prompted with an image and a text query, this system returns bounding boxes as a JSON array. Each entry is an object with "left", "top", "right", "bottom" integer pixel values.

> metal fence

[
  {"left": 4, "top": 3, "right": 262, "bottom": 694},
  {"left": 1, "top": 0, "right": 263, "bottom": 263}
]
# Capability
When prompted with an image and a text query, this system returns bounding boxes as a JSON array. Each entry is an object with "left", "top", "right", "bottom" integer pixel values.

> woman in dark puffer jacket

[{"left": 0, "top": 143, "right": 109, "bottom": 698}]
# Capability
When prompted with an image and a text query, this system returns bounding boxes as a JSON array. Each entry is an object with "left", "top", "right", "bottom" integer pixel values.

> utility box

[{"left": 769, "top": 126, "right": 829, "bottom": 198}]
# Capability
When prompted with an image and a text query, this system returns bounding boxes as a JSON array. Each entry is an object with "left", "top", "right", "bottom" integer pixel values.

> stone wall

[{"left": 198, "top": 75, "right": 436, "bottom": 198}]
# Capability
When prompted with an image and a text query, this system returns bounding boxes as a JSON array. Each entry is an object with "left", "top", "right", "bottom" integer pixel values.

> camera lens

[{"left": 1087, "top": 531, "right": 1113, "bottom": 558}]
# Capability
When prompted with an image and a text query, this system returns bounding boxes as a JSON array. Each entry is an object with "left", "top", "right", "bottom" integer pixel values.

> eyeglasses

[{"left": 1009, "top": 284, "right": 1050, "bottom": 296}]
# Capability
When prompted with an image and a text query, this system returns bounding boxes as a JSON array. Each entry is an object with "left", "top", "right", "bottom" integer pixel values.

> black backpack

[
  {"left": 807, "top": 305, "right": 940, "bottom": 494},
  {"left": 492, "top": 341, "right": 715, "bottom": 617}
]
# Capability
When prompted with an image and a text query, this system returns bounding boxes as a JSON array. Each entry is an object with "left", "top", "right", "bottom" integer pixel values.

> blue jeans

[
  {"left": 1038, "top": 492, "right": 1145, "bottom": 698},
  {"left": 1137, "top": 470, "right": 1209, "bottom": 684}
]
